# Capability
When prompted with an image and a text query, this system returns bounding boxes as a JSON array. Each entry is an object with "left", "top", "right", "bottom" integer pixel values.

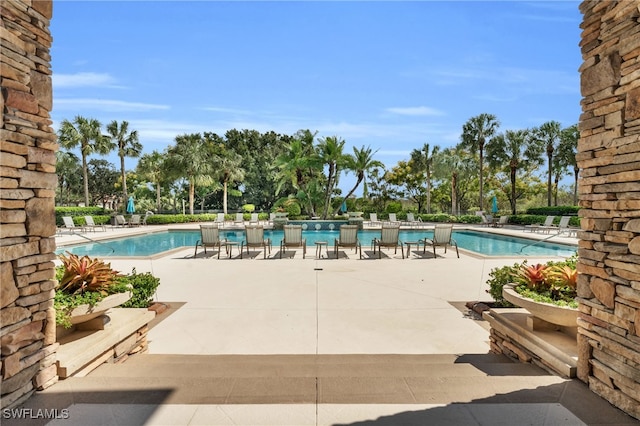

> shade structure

[
  {"left": 126, "top": 196, "right": 135, "bottom": 214},
  {"left": 491, "top": 196, "right": 498, "bottom": 214}
]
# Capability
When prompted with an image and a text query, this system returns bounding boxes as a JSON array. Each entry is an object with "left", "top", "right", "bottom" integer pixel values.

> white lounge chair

[
  {"left": 366, "top": 213, "right": 381, "bottom": 227},
  {"left": 372, "top": 223, "right": 404, "bottom": 259},
  {"left": 234, "top": 212, "right": 245, "bottom": 226},
  {"left": 241, "top": 225, "right": 272, "bottom": 259},
  {"left": 280, "top": 225, "right": 306, "bottom": 259},
  {"left": 84, "top": 215, "right": 106, "bottom": 232},
  {"left": 194, "top": 224, "right": 226, "bottom": 259},
  {"left": 541, "top": 216, "right": 571, "bottom": 234},
  {"left": 249, "top": 213, "right": 260, "bottom": 225},
  {"left": 128, "top": 214, "right": 142, "bottom": 227},
  {"left": 422, "top": 224, "right": 459, "bottom": 258},
  {"left": 387, "top": 213, "right": 400, "bottom": 225},
  {"left": 59, "top": 216, "right": 85, "bottom": 234},
  {"left": 334, "top": 224, "right": 361, "bottom": 259},
  {"left": 114, "top": 215, "right": 129, "bottom": 227},
  {"left": 525, "top": 216, "right": 555, "bottom": 233}
]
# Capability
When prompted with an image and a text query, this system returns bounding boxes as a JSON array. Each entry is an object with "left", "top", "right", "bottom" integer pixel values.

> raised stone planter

[
  {"left": 67, "top": 291, "right": 132, "bottom": 325},
  {"left": 502, "top": 284, "right": 578, "bottom": 332}
]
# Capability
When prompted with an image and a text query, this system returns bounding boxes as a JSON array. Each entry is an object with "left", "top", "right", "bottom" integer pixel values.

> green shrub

[
  {"left": 120, "top": 268, "right": 161, "bottom": 308},
  {"left": 525, "top": 206, "right": 580, "bottom": 216},
  {"left": 55, "top": 207, "right": 109, "bottom": 226},
  {"left": 242, "top": 204, "right": 255, "bottom": 213},
  {"left": 385, "top": 201, "right": 403, "bottom": 214},
  {"left": 486, "top": 262, "right": 520, "bottom": 307}
]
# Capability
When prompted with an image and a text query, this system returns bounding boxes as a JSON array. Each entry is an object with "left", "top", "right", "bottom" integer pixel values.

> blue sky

[{"left": 51, "top": 0, "right": 582, "bottom": 191}]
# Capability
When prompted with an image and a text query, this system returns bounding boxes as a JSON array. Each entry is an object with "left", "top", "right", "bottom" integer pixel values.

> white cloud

[
  {"left": 54, "top": 98, "right": 170, "bottom": 112},
  {"left": 53, "top": 72, "right": 118, "bottom": 88},
  {"left": 385, "top": 106, "right": 445, "bottom": 117}
]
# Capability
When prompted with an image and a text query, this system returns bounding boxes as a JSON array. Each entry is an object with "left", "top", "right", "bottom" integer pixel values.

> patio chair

[
  {"left": 542, "top": 216, "right": 571, "bottom": 234},
  {"left": 422, "top": 224, "right": 459, "bottom": 258},
  {"left": 241, "top": 225, "right": 272, "bottom": 259},
  {"left": 525, "top": 215, "right": 555, "bottom": 233},
  {"left": 234, "top": 212, "right": 245, "bottom": 226},
  {"left": 114, "top": 215, "right": 129, "bottom": 227},
  {"left": 404, "top": 213, "right": 422, "bottom": 228},
  {"left": 334, "top": 224, "right": 362, "bottom": 259},
  {"left": 128, "top": 214, "right": 142, "bottom": 227},
  {"left": 372, "top": 223, "right": 404, "bottom": 259},
  {"left": 481, "top": 214, "right": 494, "bottom": 227},
  {"left": 387, "top": 213, "right": 400, "bottom": 225},
  {"left": 194, "top": 224, "right": 226, "bottom": 259},
  {"left": 366, "top": 213, "right": 381, "bottom": 228},
  {"left": 249, "top": 213, "right": 260, "bottom": 225},
  {"left": 494, "top": 215, "right": 509, "bottom": 228},
  {"left": 84, "top": 215, "right": 106, "bottom": 232},
  {"left": 280, "top": 225, "right": 306, "bottom": 259},
  {"left": 59, "top": 216, "right": 85, "bottom": 234}
]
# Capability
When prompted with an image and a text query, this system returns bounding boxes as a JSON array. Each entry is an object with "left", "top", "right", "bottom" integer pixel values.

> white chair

[
  {"left": 280, "top": 225, "right": 306, "bottom": 259},
  {"left": 372, "top": 223, "right": 403, "bottom": 259},
  {"left": 194, "top": 225, "right": 226, "bottom": 259},
  {"left": 84, "top": 216, "right": 106, "bottom": 232},
  {"left": 59, "top": 216, "right": 85, "bottom": 234},
  {"left": 422, "top": 224, "right": 459, "bottom": 258}
]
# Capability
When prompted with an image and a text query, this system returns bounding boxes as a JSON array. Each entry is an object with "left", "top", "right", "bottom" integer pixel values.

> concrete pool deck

[{"left": 11, "top": 224, "right": 638, "bottom": 425}]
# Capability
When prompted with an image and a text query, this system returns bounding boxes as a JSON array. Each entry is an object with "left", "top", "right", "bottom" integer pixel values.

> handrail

[
  {"left": 518, "top": 232, "right": 564, "bottom": 254},
  {"left": 59, "top": 232, "right": 116, "bottom": 254}
]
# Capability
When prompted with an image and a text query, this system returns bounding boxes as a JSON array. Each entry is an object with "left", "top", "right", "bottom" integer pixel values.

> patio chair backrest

[
  {"left": 557, "top": 216, "right": 570, "bottom": 228},
  {"left": 388, "top": 213, "right": 398, "bottom": 222},
  {"left": 200, "top": 225, "right": 221, "bottom": 244},
  {"left": 245, "top": 225, "right": 265, "bottom": 245},
  {"left": 129, "top": 214, "right": 141, "bottom": 225},
  {"left": 543, "top": 216, "right": 556, "bottom": 226},
  {"left": 84, "top": 216, "right": 96, "bottom": 226},
  {"left": 115, "top": 215, "right": 127, "bottom": 226},
  {"left": 433, "top": 224, "right": 454, "bottom": 245},
  {"left": 235, "top": 212, "right": 244, "bottom": 223},
  {"left": 498, "top": 215, "right": 509, "bottom": 224},
  {"left": 283, "top": 225, "right": 303, "bottom": 245},
  {"left": 379, "top": 224, "right": 400, "bottom": 244},
  {"left": 370, "top": 213, "right": 378, "bottom": 222},
  {"left": 216, "top": 213, "right": 225, "bottom": 222},
  {"left": 250, "top": 213, "right": 259, "bottom": 222},
  {"left": 338, "top": 225, "right": 359, "bottom": 244},
  {"left": 406, "top": 213, "right": 415, "bottom": 222},
  {"left": 62, "top": 216, "right": 76, "bottom": 228}
]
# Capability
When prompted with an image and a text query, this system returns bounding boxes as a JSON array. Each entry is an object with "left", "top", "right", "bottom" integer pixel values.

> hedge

[{"left": 525, "top": 206, "right": 580, "bottom": 216}]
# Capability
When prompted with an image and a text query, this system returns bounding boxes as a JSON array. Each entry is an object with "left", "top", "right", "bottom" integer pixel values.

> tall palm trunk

[
  {"left": 332, "top": 174, "right": 363, "bottom": 217},
  {"left": 451, "top": 172, "right": 458, "bottom": 215},
  {"left": 188, "top": 181, "right": 195, "bottom": 215},
  {"left": 573, "top": 166, "right": 579, "bottom": 205},
  {"left": 322, "top": 165, "right": 335, "bottom": 219},
  {"left": 223, "top": 181, "right": 228, "bottom": 215},
  {"left": 82, "top": 154, "right": 89, "bottom": 207},
  {"left": 478, "top": 144, "right": 484, "bottom": 211},
  {"left": 510, "top": 165, "right": 517, "bottom": 215},
  {"left": 121, "top": 155, "right": 128, "bottom": 202},
  {"left": 156, "top": 185, "right": 161, "bottom": 212}
]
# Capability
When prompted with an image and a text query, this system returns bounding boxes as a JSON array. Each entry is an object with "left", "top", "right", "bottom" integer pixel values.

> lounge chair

[
  {"left": 334, "top": 224, "right": 362, "bottom": 259},
  {"left": 481, "top": 214, "right": 494, "bottom": 227},
  {"left": 234, "top": 212, "right": 245, "bottom": 226},
  {"left": 280, "top": 225, "right": 306, "bottom": 259},
  {"left": 372, "top": 223, "right": 404, "bottom": 259},
  {"left": 128, "top": 214, "right": 142, "bottom": 227},
  {"left": 194, "top": 224, "right": 226, "bottom": 259},
  {"left": 494, "top": 215, "right": 509, "bottom": 228},
  {"left": 404, "top": 213, "right": 422, "bottom": 229},
  {"left": 241, "top": 225, "right": 272, "bottom": 259},
  {"left": 422, "top": 224, "right": 459, "bottom": 258},
  {"left": 542, "top": 216, "right": 571, "bottom": 234},
  {"left": 366, "top": 213, "right": 381, "bottom": 228},
  {"left": 114, "top": 215, "right": 129, "bottom": 227},
  {"left": 84, "top": 215, "right": 106, "bottom": 232},
  {"left": 525, "top": 216, "right": 555, "bottom": 233},
  {"left": 249, "top": 213, "right": 260, "bottom": 225},
  {"left": 387, "top": 213, "right": 400, "bottom": 225},
  {"left": 59, "top": 216, "right": 85, "bottom": 234}
]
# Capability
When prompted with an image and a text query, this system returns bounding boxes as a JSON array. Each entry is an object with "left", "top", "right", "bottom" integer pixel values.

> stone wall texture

[
  {"left": 576, "top": 0, "right": 640, "bottom": 420},
  {"left": 1, "top": 0, "right": 58, "bottom": 410}
]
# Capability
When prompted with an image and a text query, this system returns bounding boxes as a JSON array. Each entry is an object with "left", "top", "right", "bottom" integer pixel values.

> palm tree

[
  {"left": 534, "top": 121, "right": 562, "bottom": 207},
  {"left": 57, "top": 115, "right": 110, "bottom": 206},
  {"left": 433, "top": 147, "right": 475, "bottom": 215},
  {"left": 410, "top": 143, "right": 440, "bottom": 214},
  {"left": 167, "top": 133, "right": 214, "bottom": 215},
  {"left": 213, "top": 149, "right": 245, "bottom": 215},
  {"left": 317, "top": 136, "right": 347, "bottom": 219},
  {"left": 106, "top": 120, "right": 142, "bottom": 203},
  {"left": 332, "top": 145, "right": 383, "bottom": 216},
  {"left": 55, "top": 151, "right": 82, "bottom": 205},
  {"left": 460, "top": 113, "right": 500, "bottom": 211},
  {"left": 136, "top": 150, "right": 166, "bottom": 212},
  {"left": 558, "top": 124, "right": 579, "bottom": 205},
  {"left": 486, "top": 129, "right": 544, "bottom": 214}
]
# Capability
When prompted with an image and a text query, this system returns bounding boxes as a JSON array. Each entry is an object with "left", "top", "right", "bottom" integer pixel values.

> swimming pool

[{"left": 56, "top": 229, "right": 577, "bottom": 257}]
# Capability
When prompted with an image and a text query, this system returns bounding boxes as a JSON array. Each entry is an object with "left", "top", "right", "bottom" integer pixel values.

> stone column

[
  {"left": 1, "top": 0, "right": 59, "bottom": 409},
  {"left": 576, "top": 0, "right": 640, "bottom": 420}
]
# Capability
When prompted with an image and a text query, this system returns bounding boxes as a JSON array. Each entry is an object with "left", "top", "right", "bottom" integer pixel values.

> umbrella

[
  {"left": 340, "top": 201, "right": 347, "bottom": 213},
  {"left": 126, "top": 196, "right": 135, "bottom": 214},
  {"left": 491, "top": 196, "right": 499, "bottom": 214}
]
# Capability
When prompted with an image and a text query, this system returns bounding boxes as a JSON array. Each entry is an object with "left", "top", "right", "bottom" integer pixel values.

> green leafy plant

[
  {"left": 54, "top": 253, "right": 131, "bottom": 328},
  {"left": 120, "top": 268, "right": 161, "bottom": 308},
  {"left": 486, "top": 255, "right": 578, "bottom": 308}
]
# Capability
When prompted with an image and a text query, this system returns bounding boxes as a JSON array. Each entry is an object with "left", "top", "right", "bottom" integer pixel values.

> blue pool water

[{"left": 56, "top": 229, "right": 577, "bottom": 258}]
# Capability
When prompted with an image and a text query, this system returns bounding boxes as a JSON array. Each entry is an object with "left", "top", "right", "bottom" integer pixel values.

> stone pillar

[
  {"left": 576, "top": 0, "right": 640, "bottom": 420},
  {"left": 1, "top": 0, "right": 59, "bottom": 409}
]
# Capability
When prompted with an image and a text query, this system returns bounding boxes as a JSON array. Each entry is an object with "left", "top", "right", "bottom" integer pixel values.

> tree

[
  {"left": 332, "top": 145, "right": 383, "bottom": 216},
  {"left": 534, "top": 121, "right": 562, "bottom": 207},
  {"left": 57, "top": 116, "right": 110, "bottom": 206},
  {"left": 213, "top": 146, "right": 245, "bottom": 214},
  {"left": 106, "top": 120, "right": 142, "bottom": 204},
  {"left": 409, "top": 143, "right": 440, "bottom": 214},
  {"left": 86, "top": 159, "right": 119, "bottom": 208},
  {"left": 55, "top": 151, "right": 82, "bottom": 206},
  {"left": 433, "top": 147, "right": 476, "bottom": 215},
  {"left": 558, "top": 124, "right": 579, "bottom": 205},
  {"left": 386, "top": 160, "right": 428, "bottom": 213},
  {"left": 317, "top": 136, "right": 347, "bottom": 219},
  {"left": 460, "top": 113, "right": 500, "bottom": 211},
  {"left": 136, "top": 150, "right": 167, "bottom": 212},
  {"left": 486, "top": 129, "right": 544, "bottom": 214},
  {"left": 167, "top": 133, "right": 214, "bottom": 215}
]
